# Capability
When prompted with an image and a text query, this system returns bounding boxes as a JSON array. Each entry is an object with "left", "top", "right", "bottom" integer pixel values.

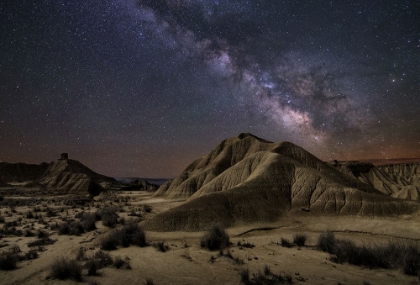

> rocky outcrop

[{"left": 143, "top": 134, "right": 419, "bottom": 231}]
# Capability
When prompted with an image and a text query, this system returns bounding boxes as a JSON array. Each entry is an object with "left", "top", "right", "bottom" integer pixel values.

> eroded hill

[{"left": 144, "top": 134, "right": 420, "bottom": 231}]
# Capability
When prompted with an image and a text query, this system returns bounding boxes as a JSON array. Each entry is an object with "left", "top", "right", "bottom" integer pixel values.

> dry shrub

[
  {"left": 50, "top": 257, "right": 82, "bottom": 281},
  {"left": 200, "top": 225, "right": 230, "bottom": 251}
]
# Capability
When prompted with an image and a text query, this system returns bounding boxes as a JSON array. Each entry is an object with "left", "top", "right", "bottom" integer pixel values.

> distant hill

[
  {"left": 330, "top": 161, "right": 420, "bottom": 201},
  {"left": 0, "top": 157, "right": 116, "bottom": 196},
  {"left": 0, "top": 162, "right": 49, "bottom": 183},
  {"left": 144, "top": 133, "right": 419, "bottom": 231},
  {"left": 35, "top": 159, "right": 116, "bottom": 196}
]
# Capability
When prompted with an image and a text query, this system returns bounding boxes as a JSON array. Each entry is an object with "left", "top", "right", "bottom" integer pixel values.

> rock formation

[
  {"left": 330, "top": 161, "right": 420, "bottom": 201},
  {"left": 144, "top": 133, "right": 419, "bottom": 231},
  {"left": 36, "top": 158, "right": 115, "bottom": 196}
]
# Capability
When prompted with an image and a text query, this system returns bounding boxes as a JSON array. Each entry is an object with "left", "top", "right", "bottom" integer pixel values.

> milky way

[{"left": 1, "top": 0, "right": 419, "bottom": 177}]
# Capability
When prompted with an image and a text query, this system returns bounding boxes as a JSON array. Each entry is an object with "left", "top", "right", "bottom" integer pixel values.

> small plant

[
  {"left": 317, "top": 231, "right": 335, "bottom": 253},
  {"left": 280, "top": 237, "right": 293, "bottom": 248},
  {"left": 50, "top": 257, "right": 82, "bottom": 281},
  {"left": 200, "top": 225, "right": 230, "bottom": 251},
  {"left": 293, "top": 233, "right": 307, "bottom": 247},
  {"left": 25, "top": 249, "right": 39, "bottom": 260},
  {"left": 154, "top": 241, "right": 169, "bottom": 252},
  {"left": 85, "top": 258, "right": 100, "bottom": 276},
  {"left": 113, "top": 256, "right": 131, "bottom": 269},
  {"left": 76, "top": 247, "right": 86, "bottom": 261},
  {"left": 93, "top": 250, "right": 113, "bottom": 268}
]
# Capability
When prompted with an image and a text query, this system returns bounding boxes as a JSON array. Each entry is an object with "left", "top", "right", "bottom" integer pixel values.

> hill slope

[
  {"left": 144, "top": 134, "right": 419, "bottom": 231},
  {"left": 330, "top": 161, "right": 420, "bottom": 201}
]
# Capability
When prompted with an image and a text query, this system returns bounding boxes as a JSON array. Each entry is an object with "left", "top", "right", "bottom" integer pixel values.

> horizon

[{"left": 1, "top": 1, "right": 419, "bottom": 177}]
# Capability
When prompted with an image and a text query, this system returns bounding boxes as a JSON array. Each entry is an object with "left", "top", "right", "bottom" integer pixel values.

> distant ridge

[
  {"left": 330, "top": 161, "right": 420, "bottom": 201},
  {"left": 35, "top": 159, "right": 115, "bottom": 196},
  {"left": 0, "top": 162, "right": 49, "bottom": 183},
  {"left": 144, "top": 134, "right": 419, "bottom": 231},
  {"left": 359, "top": 158, "right": 420, "bottom": 166}
]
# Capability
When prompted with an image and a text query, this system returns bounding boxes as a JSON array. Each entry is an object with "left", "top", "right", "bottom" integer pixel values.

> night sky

[{"left": 1, "top": 1, "right": 419, "bottom": 178}]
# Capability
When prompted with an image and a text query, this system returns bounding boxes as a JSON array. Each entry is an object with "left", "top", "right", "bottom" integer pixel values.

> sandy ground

[{"left": 0, "top": 190, "right": 419, "bottom": 285}]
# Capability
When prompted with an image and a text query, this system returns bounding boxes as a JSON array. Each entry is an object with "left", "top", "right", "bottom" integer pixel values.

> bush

[
  {"left": 316, "top": 231, "right": 420, "bottom": 274},
  {"left": 80, "top": 213, "right": 97, "bottom": 232},
  {"left": 25, "top": 249, "right": 39, "bottom": 260},
  {"left": 317, "top": 231, "right": 336, "bottom": 253},
  {"left": 100, "top": 222, "right": 146, "bottom": 250},
  {"left": 293, "top": 233, "right": 307, "bottom": 247},
  {"left": 0, "top": 253, "right": 18, "bottom": 270},
  {"left": 98, "top": 207, "right": 118, "bottom": 228},
  {"left": 100, "top": 231, "right": 120, "bottom": 250},
  {"left": 113, "top": 256, "right": 131, "bottom": 269},
  {"left": 58, "top": 221, "right": 84, "bottom": 236},
  {"left": 154, "top": 241, "right": 169, "bottom": 252},
  {"left": 93, "top": 250, "right": 113, "bottom": 268},
  {"left": 281, "top": 237, "right": 293, "bottom": 248},
  {"left": 200, "top": 225, "right": 230, "bottom": 251},
  {"left": 50, "top": 257, "right": 82, "bottom": 281},
  {"left": 85, "top": 259, "right": 100, "bottom": 276}
]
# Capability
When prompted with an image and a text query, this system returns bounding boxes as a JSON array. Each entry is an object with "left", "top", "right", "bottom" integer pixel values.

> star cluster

[{"left": 1, "top": 0, "right": 419, "bottom": 177}]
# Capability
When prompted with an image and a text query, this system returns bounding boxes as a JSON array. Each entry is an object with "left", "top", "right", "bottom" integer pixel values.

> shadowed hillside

[{"left": 0, "top": 162, "right": 49, "bottom": 183}]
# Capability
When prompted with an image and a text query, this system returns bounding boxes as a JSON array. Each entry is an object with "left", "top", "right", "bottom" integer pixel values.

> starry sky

[{"left": 1, "top": 0, "right": 419, "bottom": 178}]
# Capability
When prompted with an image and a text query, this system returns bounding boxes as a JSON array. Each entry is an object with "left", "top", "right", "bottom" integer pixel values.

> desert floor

[{"left": 0, "top": 190, "right": 419, "bottom": 285}]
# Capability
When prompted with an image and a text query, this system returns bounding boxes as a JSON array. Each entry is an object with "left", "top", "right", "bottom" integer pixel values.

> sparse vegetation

[
  {"left": 50, "top": 257, "right": 82, "bottom": 281},
  {"left": 239, "top": 266, "right": 292, "bottom": 284},
  {"left": 316, "top": 230, "right": 420, "bottom": 275},
  {"left": 100, "top": 222, "right": 146, "bottom": 250},
  {"left": 317, "top": 230, "right": 336, "bottom": 253},
  {"left": 200, "top": 225, "right": 230, "bottom": 251}
]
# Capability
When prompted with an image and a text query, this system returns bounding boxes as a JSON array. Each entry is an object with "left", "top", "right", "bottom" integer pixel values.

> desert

[{"left": 0, "top": 134, "right": 419, "bottom": 285}]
